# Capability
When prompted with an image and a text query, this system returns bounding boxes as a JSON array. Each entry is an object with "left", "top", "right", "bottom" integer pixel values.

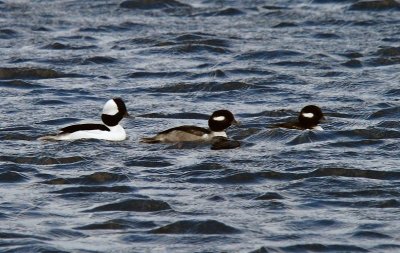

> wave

[
  {"left": 84, "top": 198, "right": 172, "bottom": 212},
  {"left": 0, "top": 155, "right": 84, "bottom": 165},
  {"left": 150, "top": 81, "right": 253, "bottom": 93},
  {"left": 77, "top": 218, "right": 156, "bottom": 230},
  {"left": 120, "top": 0, "right": 191, "bottom": 9},
  {"left": 189, "top": 167, "right": 400, "bottom": 184},
  {"left": 0, "top": 67, "right": 81, "bottom": 80},
  {"left": 42, "top": 172, "right": 130, "bottom": 185},
  {"left": 149, "top": 219, "right": 240, "bottom": 234}
]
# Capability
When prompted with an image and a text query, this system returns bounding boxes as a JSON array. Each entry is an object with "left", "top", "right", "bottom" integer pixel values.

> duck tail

[{"left": 37, "top": 135, "right": 59, "bottom": 141}]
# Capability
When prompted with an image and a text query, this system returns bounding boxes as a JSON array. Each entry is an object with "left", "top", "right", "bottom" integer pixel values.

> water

[{"left": 1, "top": 0, "right": 400, "bottom": 252}]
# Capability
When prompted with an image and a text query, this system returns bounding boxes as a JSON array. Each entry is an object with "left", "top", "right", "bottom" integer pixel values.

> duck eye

[
  {"left": 302, "top": 112, "right": 314, "bottom": 118},
  {"left": 213, "top": 116, "right": 226, "bottom": 121}
]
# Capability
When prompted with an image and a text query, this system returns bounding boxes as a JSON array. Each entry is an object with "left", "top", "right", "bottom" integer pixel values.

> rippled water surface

[{"left": 1, "top": 0, "right": 400, "bottom": 252}]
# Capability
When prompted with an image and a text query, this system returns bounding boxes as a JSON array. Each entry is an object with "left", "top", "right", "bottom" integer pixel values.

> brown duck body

[
  {"left": 140, "top": 125, "right": 226, "bottom": 143},
  {"left": 141, "top": 110, "right": 237, "bottom": 144}
]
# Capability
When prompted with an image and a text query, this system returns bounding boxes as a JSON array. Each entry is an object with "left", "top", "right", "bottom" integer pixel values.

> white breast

[
  {"left": 205, "top": 131, "right": 227, "bottom": 139},
  {"left": 312, "top": 125, "right": 324, "bottom": 131}
]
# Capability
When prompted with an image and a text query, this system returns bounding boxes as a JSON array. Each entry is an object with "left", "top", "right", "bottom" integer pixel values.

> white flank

[
  {"left": 213, "top": 116, "right": 226, "bottom": 121},
  {"left": 302, "top": 112, "right": 314, "bottom": 118},
  {"left": 38, "top": 125, "right": 126, "bottom": 141},
  {"left": 102, "top": 99, "right": 119, "bottom": 115}
]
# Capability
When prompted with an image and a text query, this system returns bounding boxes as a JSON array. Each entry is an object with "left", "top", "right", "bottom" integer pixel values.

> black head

[
  {"left": 208, "top": 110, "right": 238, "bottom": 132},
  {"left": 298, "top": 105, "right": 324, "bottom": 129},
  {"left": 101, "top": 97, "right": 129, "bottom": 126}
]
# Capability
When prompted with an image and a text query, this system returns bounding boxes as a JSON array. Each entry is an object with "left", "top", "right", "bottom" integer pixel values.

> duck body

[
  {"left": 275, "top": 105, "right": 324, "bottom": 130},
  {"left": 141, "top": 125, "right": 227, "bottom": 143},
  {"left": 141, "top": 110, "right": 236, "bottom": 144},
  {"left": 40, "top": 124, "right": 126, "bottom": 141},
  {"left": 38, "top": 98, "right": 129, "bottom": 141}
]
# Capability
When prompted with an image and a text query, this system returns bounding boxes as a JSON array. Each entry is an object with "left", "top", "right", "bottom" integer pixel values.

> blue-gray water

[{"left": 1, "top": 0, "right": 400, "bottom": 252}]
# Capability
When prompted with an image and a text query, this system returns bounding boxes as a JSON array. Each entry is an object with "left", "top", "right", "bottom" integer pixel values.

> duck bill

[
  {"left": 124, "top": 112, "right": 134, "bottom": 119},
  {"left": 232, "top": 119, "right": 240, "bottom": 125}
]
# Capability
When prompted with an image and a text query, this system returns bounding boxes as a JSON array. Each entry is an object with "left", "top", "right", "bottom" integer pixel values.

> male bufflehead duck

[
  {"left": 140, "top": 110, "right": 238, "bottom": 143},
  {"left": 38, "top": 98, "right": 130, "bottom": 141},
  {"left": 275, "top": 105, "right": 324, "bottom": 130}
]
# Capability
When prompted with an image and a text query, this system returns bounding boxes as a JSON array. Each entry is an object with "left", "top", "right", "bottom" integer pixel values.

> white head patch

[
  {"left": 213, "top": 116, "right": 226, "bottom": 121},
  {"left": 102, "top": 99, "right": 119, "bottom": 115},
  {"left": 302, "top": 112, "right": 314, "bottom": 118}
]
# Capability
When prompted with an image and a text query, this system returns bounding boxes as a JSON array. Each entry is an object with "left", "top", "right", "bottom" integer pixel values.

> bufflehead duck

[
  {"left": 140, "top": 110, "right": 238, "bottom": 143},
  {"left": 38, "top": 98, "right": 130, "bottom": 141},
  {"left": 275, "top": 105, "right": 324, "bottom": 130}
]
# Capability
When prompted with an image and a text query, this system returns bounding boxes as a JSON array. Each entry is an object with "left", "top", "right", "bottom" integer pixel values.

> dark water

[{"left": 1, "top": 0, "right": 400, "bottom": 252}]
